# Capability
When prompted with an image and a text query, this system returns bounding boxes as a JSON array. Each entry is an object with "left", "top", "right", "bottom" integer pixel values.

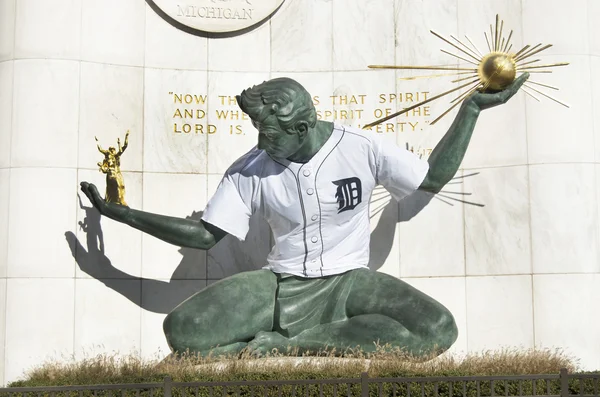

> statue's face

[{"left": 252, "top": 115, "right": 303, "bottom": 160}]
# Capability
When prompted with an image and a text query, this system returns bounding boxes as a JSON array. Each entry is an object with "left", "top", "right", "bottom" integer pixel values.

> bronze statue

[
  {"left": 80, "top": 73, "right": 529, "bottom": 359},
  {"left": 95, "top": 131, "right": 129, "bottom": 207}
]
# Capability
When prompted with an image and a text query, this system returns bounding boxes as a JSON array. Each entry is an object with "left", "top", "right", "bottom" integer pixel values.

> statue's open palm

[
  {"left": 80, "top": 182, "right": 129, "bottom": 221},
  {"left": 468, "top": 72, "right": 529, "bottom": 111}
]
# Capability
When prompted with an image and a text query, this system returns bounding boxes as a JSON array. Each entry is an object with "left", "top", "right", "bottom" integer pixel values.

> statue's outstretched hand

[
  {"left": 467, "top": 72, "right": 529, "bottom": 111},
  {"left": 80, "top": 182, "right": 129, "bottom": 222}
]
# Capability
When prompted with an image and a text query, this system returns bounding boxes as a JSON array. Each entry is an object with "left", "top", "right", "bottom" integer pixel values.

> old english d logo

[{"left": 333, "top": 177, "right": 362, "bottom": 213}]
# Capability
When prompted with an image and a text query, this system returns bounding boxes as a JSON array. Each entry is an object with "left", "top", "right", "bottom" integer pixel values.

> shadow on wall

[{"left": 65, "top": 175, "right": 481, "bottom": 314}]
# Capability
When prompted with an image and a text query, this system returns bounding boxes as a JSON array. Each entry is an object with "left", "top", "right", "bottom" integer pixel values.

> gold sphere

[{"left": 477, "top": 53, "right": 517, "bottom": 91}]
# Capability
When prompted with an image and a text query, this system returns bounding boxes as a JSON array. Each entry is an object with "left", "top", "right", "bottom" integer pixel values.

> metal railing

[{"left": 0, "top": 369, "right": 598, "bottom": 397}]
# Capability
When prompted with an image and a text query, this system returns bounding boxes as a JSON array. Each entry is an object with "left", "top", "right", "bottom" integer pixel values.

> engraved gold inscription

[{"left": 166, "top": 91, "right": 436, "bottom": 148}]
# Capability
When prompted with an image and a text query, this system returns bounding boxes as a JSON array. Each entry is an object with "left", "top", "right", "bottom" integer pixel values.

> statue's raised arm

[
  {"left": 117, "top": 131, "right": 129, "bottom": 156},
  {"left": 418, "top": 72, "right": 529, "bottom": 193},
  {"left": 95, "top": 136, "right": 110, "bottom": 156}
]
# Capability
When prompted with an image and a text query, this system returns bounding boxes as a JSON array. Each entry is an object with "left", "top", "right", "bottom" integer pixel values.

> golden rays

[{"left": 364, "top": 15, "right": 569, "bottom": 129}]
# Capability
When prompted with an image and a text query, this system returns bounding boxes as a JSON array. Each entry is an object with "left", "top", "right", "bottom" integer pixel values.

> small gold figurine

[{"left": 95, "top": 131, "right": 129, "bottom": 207}]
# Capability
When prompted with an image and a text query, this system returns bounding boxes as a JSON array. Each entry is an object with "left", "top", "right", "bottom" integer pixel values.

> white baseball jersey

[{"left": 202, "top": 124, "right": 429, "bottom": 277}]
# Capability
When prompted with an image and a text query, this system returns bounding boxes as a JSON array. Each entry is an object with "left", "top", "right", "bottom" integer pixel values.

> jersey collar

[{"left": 271, "top": 124, "right": 345, "bottom": 172}]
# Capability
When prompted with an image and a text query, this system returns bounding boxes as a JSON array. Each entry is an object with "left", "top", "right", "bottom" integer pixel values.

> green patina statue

[{"left": 80, "top": 73, "right": 528, "bottom": 358}]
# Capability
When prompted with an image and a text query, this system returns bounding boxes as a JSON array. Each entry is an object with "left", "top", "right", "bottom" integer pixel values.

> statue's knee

[
  {"left": 163, "top": 310, "right": 188, "bottom": 352},
  {"left": 433, "top": 310, "right": 458, "bottom": 349},
  {"left": 163, "top": 310, "right": 176, "bottom": 334}
]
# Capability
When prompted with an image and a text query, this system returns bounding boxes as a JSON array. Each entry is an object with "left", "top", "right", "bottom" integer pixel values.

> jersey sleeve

[
  {"left": 201, "top": 173, "right": 253, "bottom": 241},
  {"left": 373, "top": 135, "right": 430, "bottom": 201}
]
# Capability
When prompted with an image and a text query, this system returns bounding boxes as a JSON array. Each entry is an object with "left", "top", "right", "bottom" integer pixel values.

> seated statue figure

[{"left": 80, "top": 73, "right": 528, "bottom": 358}]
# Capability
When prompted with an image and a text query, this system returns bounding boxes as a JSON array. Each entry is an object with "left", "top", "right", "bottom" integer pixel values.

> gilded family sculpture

[{"left": 95, "top": 131, "right": 130, "bottom": 207}]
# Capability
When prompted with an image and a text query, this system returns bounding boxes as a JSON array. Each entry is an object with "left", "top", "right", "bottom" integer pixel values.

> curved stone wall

[{"left": 0, "top": 0, "right": 598, "bottom": 384}]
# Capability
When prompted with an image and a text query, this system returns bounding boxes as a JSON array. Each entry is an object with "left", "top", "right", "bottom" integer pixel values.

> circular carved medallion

[{"left": 148, "top": 0, "right": 285, "bottom": 34}]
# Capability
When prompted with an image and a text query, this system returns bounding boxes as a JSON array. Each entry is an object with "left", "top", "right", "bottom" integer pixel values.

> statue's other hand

[
  {"left": 80, "top": 182, "right": 129, "bottom": 222},
  {"left": 467, "top": 72, "right": 530, "bottom": 111},
  {"left": 81, "top": 182, "right": 105, "bottom": 212}
]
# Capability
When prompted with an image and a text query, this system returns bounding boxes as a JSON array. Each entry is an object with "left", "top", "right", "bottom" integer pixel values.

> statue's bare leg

[
  {"left": 248, "top": 269, "right": 457, "bottom": 357},
  {"left": 163, "top": 269, "right": 277, "bottom": 356}
]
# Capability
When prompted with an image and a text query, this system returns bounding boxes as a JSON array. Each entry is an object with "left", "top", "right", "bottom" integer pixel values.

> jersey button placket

[
  {"left": 301, "top": 166, "right": 318, "bottom": 272},
  {"left": 309, "top": 174, "right": 318, "bottom": 249}
]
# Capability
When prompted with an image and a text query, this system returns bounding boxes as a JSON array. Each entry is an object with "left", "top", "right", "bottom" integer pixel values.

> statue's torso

[{"left": 202, "top": 124, "right": 429, "bottom": 278}]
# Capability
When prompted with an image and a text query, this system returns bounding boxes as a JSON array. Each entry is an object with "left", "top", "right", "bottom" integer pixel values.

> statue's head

[{"left": 237, "top": 78, "right": 317, "bottom": 159}]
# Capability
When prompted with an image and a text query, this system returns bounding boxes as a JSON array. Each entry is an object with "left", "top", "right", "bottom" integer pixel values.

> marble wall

[{"left": 0, "top": 0, "right": 599, "bottom": 384}]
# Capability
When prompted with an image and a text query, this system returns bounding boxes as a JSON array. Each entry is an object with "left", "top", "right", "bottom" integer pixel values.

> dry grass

[{"left": 9, "top": 346, "right": 585, "bottom": 387}]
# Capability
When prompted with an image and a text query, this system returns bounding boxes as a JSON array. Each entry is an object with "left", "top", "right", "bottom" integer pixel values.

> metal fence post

[
  {"left": 560, "top": 368, "right": 569, "bottom": 397},
  {"left": 361, "top": 372, "right": 369, "bottom": 397},
  {"left": 164, "top": 376, "right": 173, "bottom": 397}
]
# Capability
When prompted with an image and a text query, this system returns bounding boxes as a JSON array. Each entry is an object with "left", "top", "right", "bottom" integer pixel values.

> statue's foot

[{"left": 247, "top": 331, "right": 292, "bottom": 357}]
